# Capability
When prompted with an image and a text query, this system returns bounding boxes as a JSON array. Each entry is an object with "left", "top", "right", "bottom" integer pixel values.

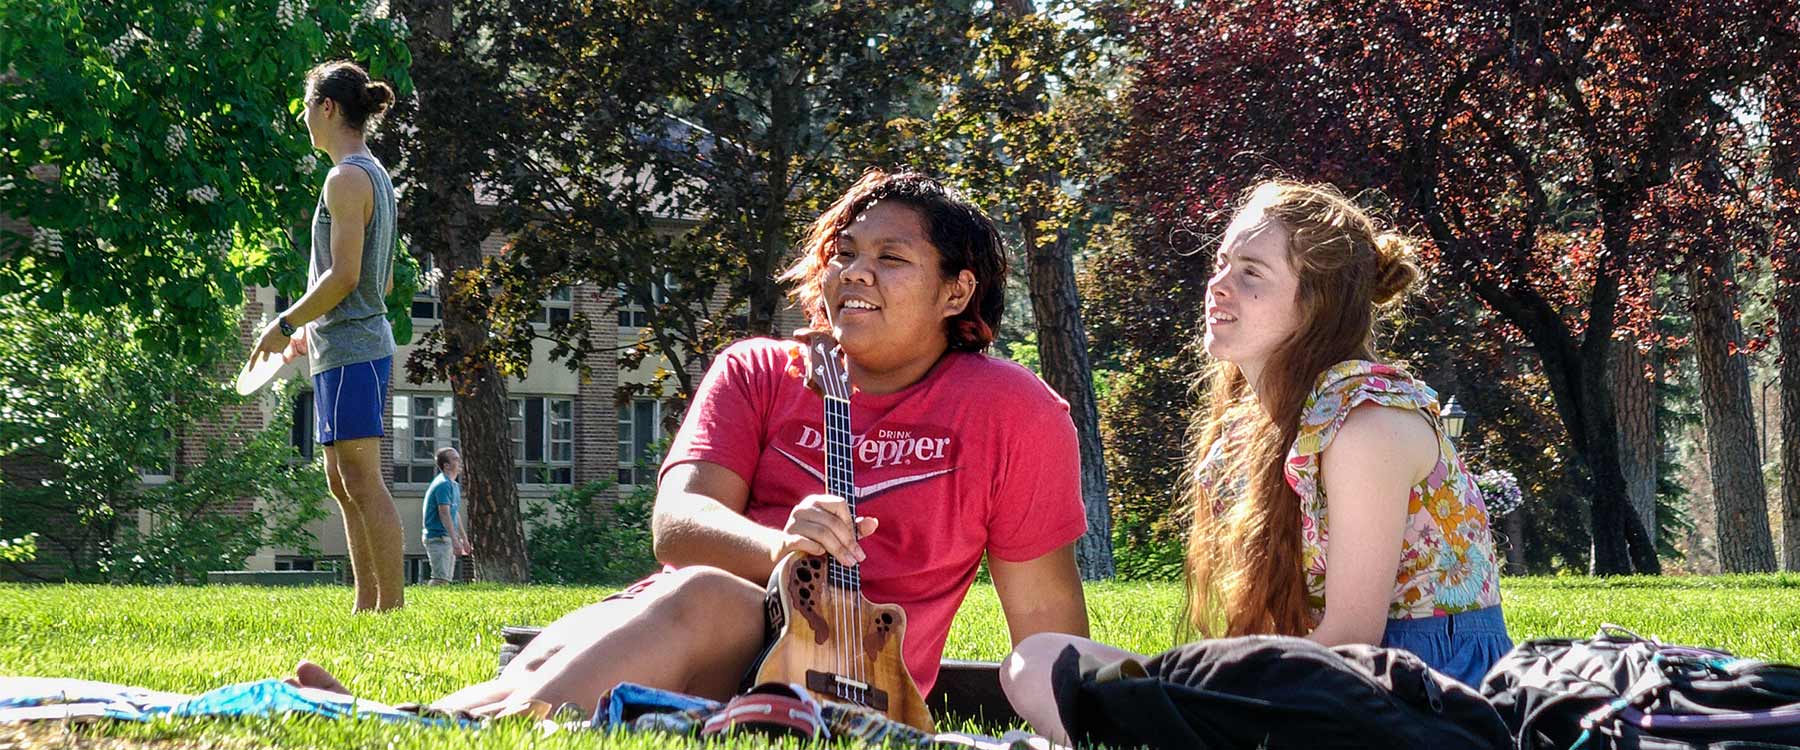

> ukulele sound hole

[{"left": 786, "top": 557, "right": 830, "bottom": 640}]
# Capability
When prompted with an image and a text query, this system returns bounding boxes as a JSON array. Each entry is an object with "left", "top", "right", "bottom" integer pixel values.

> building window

[
  {"left": 510, "top": 396, "right": 574, "bottom": 485},
  {"left": 412, "top": 253, "right": 442, "bottom": 320},
  {"left": 617, "top": 398, "right": 664, "bottom": 486},
  {"left": 139, "top": 428, "right": 175, "bottom": 485},
  {"left": 274, "top": 557, "right": 316, "bottom": 572},
  {"left": 412, "top": 289, "right": 441, "bottom": 321},
  {"left": 616, "top": 276, "right": 672, "bottom": 330},
  {"left": 533, "top": 287, "right": 573, "bottom": 327},
  {"left": 392, "top": 394, "right": 459, "bottom": 484},
  {"left": 394, "top": 393, "right": 572, "bottom": 486},
  {"left": 291, "top": 391, "right": 315, "bottom": 461}
]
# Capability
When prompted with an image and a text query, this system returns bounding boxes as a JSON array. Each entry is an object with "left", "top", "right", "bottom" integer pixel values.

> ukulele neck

[{"left": 823, "top": 393, "right": 861, "bottom": 591}]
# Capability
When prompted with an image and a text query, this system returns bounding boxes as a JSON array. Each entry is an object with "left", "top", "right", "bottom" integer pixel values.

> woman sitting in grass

[{"left": 1001, "top": 180, "right": 1512, "bottom": 743}]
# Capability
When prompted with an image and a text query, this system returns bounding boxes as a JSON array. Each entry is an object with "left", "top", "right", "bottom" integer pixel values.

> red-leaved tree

[{"left": 1101, "top": 0, "right": 1791, "bottom": 574}]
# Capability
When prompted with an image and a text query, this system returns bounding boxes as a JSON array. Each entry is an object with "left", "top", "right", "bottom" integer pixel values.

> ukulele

[{"left": 750, "top": 339, "right": 934, "bottom": 732}]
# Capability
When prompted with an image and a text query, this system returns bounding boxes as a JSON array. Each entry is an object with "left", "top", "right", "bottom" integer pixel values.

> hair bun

[
  {"left": 362, "top": 81, "right": 395, "bottom": 114},
  {"left": 1372, "top": 232, "right": 1422, "bottom": 305}
]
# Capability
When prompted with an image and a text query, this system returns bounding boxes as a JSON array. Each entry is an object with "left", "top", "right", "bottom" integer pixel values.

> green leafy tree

[
  {"left": 922, "top": 0, "right": 1121, "bottom": 578},
  {"left": 479, "top": 0, "right": 979, "bottom": 408},
  {"left": 0, "top": 298, "right": 327, "bottom": 583},
  {"left": 1100, "top": 0, "right": 1791, "bottom": 574},
  {"left": 0, "top": 0, "right": 411, "bottom": 360}
]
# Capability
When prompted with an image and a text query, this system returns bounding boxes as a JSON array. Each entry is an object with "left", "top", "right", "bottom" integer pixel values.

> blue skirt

[{"left": 1380, "top": 605, "right": 1512, "bottom": 687}]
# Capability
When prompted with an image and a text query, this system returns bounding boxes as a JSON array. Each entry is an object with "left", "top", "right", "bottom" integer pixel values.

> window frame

[
  {"left": 616, "top": 398, "right": 665, "bottom": 486},
  {"left": 391, "top": 393, "right": 460, "bottom": 485},
  {"left": 510, "top": 395, "right": 575, "bottom": 486},
  {"left": 616, "top": 274, "right": 674, "bottom": 330},
  {"left": 531, "top": 287, "right": 573, "bottom": 327}
]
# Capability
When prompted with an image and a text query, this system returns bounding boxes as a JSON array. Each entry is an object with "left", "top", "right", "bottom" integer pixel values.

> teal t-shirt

[{"left": 423, "top": 474, "right": 460, "bottom": 539}]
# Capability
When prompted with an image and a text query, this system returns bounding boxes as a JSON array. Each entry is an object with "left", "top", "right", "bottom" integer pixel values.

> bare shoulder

[
  {"left": 322, "top": 164, "right": 374, "bottom": 204},
  {"left": 1323, "top": 404, "right": 1439, "bottom": 484}
]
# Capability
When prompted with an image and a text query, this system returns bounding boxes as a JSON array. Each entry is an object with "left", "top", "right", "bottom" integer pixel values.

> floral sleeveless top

[{"left": 1199, "top": 360, "right": 1504, "bottom": 627}]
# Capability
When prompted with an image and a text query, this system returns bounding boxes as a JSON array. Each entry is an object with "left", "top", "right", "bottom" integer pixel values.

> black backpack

[
  {"left": 1480, "top": 626, "right": 1800, "bottom": 749},
  {"left": 1049, "top": 635, "right": 1512, "bottom": 749}
]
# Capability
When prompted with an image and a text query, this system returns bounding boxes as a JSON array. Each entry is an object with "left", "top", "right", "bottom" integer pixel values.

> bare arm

[
  {"left": 652, "top": 460, "right": 877, "bottom": 584},
  {"left": 652, "top": 461, "right": 781, "bottom": 581},
  {"left": 281, "top": 166, "right": 372, "bottom": 326},
  {"left": 989, "top": 542, "right": 1090, "bottom": 646},
  {"left": 1307, "top": 404, "right": 1438, "bottom": 647}
]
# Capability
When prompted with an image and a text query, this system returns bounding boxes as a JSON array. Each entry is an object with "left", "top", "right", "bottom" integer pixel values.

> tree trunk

[
  {"left": 1580, "top": 361, "right": 1660, "bottom": 575},
  {"left": 1470, "top": 272, "right": 1658, "bottom": 574},
  {"left": 1688, "top": 254, "right": 1777, "bottom": 572},
  {"left": 1610, "top": 331, "right": 1660, "bottom": 550},
  {"left": 446, "top": 340, "right": 529, "bottom": 582},
  {"left": 1771, "top": 67, "right": 1800, "bottom": 572},
  {"left": 1586, "top": 206, "right": 1663, "bottom": 575},
  {"left": 1780, "top": 267, "right": 1799, "bottom": 571},
  {"left": 395, "top": 0, "right": 531, "bottom": 582},
  {"left": 747, "top": 78, "right": 797, "bottom": 337},
  {"left": 1026, "top": 229, "right": 1114, "bottom": 579},
  {"left": 991, "top": 0, "right": 1113, "bottom": 578},
  {"left": 1502, "top": 510, "right": 1527, "bottom": 575}
]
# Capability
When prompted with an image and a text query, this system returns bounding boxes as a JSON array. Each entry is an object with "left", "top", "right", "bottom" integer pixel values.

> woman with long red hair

[{"left": 1001, "top": 180, "right": 1511, "bottom": 743}]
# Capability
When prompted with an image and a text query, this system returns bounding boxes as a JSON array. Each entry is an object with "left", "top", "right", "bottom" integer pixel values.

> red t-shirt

[{"left": 660, "top": 338, "right": 1087, "bottom": 695}]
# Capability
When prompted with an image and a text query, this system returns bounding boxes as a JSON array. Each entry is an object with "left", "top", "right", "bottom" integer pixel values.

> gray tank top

[{"left": 306, "top": 152, "right": 397, "bottom": 375}]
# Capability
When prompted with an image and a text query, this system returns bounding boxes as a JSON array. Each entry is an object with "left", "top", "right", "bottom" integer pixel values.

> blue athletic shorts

[{"left": 313, "top": 356, "right": 391, "bottom": 446}]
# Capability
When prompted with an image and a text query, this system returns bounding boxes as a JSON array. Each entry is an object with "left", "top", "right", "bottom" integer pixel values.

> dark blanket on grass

[{"left": 1050, "top": 635, "right": 1513, "bottom": 750}]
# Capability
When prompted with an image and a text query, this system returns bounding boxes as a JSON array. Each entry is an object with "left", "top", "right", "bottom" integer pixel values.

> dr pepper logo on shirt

[
  {"left": 773, "top": 420, "right": 958, "bottom": 500},
  {"left": 795, "top": 424, "right": 952, "bottom": 469}
]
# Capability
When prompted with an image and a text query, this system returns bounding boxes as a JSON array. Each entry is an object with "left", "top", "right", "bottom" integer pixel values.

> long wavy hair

[{"left": 1183, "top": 180, "right": 1422, "bottom": 637}]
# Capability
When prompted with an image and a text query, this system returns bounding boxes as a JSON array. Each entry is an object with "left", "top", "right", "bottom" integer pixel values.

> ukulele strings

[
  {"left": 843, "top": 397, "right": 866, "bottom": 705},
  {"left": 825, "top": 355, "right": 869, "bottom": 706},
  {"left": 827, "top": 371, "right": 848, "bottom": 702}
]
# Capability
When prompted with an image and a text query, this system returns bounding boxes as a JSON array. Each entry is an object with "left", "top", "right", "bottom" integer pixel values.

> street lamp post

[{"left": 1442, "top": 395, "right": 1469, "bottom": 440}]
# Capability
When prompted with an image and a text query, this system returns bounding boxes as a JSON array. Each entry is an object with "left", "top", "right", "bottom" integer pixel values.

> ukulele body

[{"left": 753, "top": 551, "right": 934, "bottom": 732}]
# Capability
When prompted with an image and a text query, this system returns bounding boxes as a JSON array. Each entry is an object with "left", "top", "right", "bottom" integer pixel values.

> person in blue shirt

[{"left": 421, "top": 447, "right": 468, "bottom": 584}]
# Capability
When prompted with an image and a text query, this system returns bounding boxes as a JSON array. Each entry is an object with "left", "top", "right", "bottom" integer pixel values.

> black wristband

[{"left": 278, "top": 315, "right": 296, "bottom": 337}]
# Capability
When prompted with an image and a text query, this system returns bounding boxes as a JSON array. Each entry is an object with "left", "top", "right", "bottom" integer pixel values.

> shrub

[
  {"left": 0, "top": 300, "right": 326, "bottom": 583},
  {"left": 523, "top": 481, "right": 659, "bottom": 585}
]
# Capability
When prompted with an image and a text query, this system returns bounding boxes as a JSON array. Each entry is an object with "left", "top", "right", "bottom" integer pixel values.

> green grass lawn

[{"left": 4, "top": 575, "right": 1800, "bottom": 748}]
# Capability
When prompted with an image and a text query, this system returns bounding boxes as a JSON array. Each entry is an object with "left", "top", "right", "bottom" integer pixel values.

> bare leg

[
  {"left": 321, "top": 446, "right": 377, "bottom": 612},
  {"left": 433, "top": 566, "right": 767, "bottom": 717},
  {"left": 1001, "top": 633, "right": 1147, "bottom": 746},
  {"left": 330, "top": 437, "right": 405, "bottom": 611},
  {"left": 284, "top": 566, "right": 767, "bottom": 718}
]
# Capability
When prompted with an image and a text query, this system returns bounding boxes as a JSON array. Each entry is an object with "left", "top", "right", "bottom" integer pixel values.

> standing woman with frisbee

[{"left": 253, "top": 60, "right": 402, "bottom": 612}]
